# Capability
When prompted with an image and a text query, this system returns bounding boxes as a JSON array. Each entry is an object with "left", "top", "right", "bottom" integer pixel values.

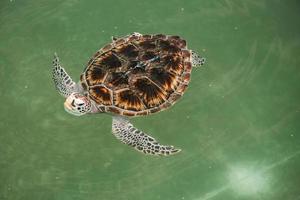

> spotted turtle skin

[{"left": 80, "top": 33, "right": 193, "bottom": 117}]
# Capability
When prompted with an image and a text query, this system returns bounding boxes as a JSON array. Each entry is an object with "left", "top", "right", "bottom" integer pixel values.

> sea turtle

[{"left": 52, "top": 32, "right": 205, "bottom": 156}]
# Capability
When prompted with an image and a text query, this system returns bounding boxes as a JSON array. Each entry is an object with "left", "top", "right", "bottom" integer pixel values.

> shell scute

[
  {"left": 176, "top": 84, "right": 188, "bottom": 94},
  {"left": 114, "top": 38, "right": 126, "bottom": 46},
  {"left": 152, "top": 34, "right": 167, "bottom": 40},
  {"left": 101, "top": 44, "right": 113, "bottom": 52},
  {"left": 114, "top": 89, "right": 145, "bottom": 111},
  {"left": 89, "top": 85, "right": 112, "bottom": 105},
  {"left": 141, "top": 34, "right": 152, "bottom": 39},
  {"left": 139, "top": 40, "right": 156, "bottom": 50},
  {"left": 107, "top": 106, "right": 122, "bottom": 115},
  {"left": 106, "top": 72, "right": 129, "bottom": 89},
  {"left": 133, "top": 78, "right": 167, "bottom": 108},
  {"left": 86, "top": 66, "right": 107, "bottom": 85},
  {"left": 158, "top": 40, "right": 181, "bottom": 54},
  {"left": 140, "top": 51, "right": 157, "bottom": 61},
  {"left": 149, "top": 68, "right": 178, "bottom": 92},
  {"left": 162, "top": 54, "right": 184, "bottom": 75},
  {"left": 182, "top": 73, "right": 191, "bottom": 84},
  {"left": 184, "top": 61, "right": 192, "bottom": 73},
  {"left": 115, "top": 44, "right": 139, "bottom": 58},
  {"left": 99, "top": 53, "right": 122, "bottom": 69}
]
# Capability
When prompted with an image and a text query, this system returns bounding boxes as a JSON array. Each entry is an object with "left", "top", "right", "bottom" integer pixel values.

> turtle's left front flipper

[
  {"left": 52, "top": 53, "right": 77, "bottom": 97},
  {"left": 112, "top": 116, "right": 181, "bottom": 156}
]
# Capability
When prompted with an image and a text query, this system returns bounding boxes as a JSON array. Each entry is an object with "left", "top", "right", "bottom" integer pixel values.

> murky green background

[{"left": 1, "top": 0, "right": 300, "bottom": 199}]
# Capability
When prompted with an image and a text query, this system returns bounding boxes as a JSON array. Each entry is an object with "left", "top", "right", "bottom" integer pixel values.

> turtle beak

[
  {"left": 64, "top": 101, "right": 72, "bottom": 111},
  {"left": 63, "top": 101, "right": 82, "bottom": 116}
]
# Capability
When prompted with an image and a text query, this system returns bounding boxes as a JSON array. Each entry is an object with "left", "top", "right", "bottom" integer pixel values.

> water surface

[{"left": 1, "top": 0, "right": 300, "bottom": 199}]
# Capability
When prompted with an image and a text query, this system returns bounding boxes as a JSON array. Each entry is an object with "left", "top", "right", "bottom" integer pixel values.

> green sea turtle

[{"left": 52, "top": 32, "right": 205, "bottom": 156}]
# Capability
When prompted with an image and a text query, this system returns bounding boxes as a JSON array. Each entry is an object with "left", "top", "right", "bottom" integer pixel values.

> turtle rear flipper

[
  {"left": 112, "top": 116, "right": 181, "bottom": 156},
  {"left": 52, "top": 53, "right": 77, "bottom": 97},
  {"left": 191, "top": 51, "right": 205, "bottom": 67}
]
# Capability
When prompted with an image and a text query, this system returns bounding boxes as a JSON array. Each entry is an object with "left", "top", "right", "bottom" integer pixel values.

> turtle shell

[{"left": 80, "top": 33, "right": 193, "bottom": 117}]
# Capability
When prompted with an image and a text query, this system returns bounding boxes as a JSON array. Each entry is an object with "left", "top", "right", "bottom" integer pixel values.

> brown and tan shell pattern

[{"left": 80, "top": 33, "right": 193, "bottom": 117}]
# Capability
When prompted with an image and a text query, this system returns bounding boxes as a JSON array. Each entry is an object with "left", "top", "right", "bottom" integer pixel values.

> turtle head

[{"left": 64, "top": 93, "right": 91, "bottom": 116}]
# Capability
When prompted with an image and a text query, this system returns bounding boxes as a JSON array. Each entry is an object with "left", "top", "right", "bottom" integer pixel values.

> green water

[{"left": 1, "top": 0, "right": 300, "bottom": 199}]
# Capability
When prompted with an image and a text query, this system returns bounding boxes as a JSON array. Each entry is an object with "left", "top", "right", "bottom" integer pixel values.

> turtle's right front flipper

[
  {"left": 112, "top": 116, "right": 181, "bottom": 156},
  {"left": 52, "top": 53, "right": 77, "bottom": 97}
]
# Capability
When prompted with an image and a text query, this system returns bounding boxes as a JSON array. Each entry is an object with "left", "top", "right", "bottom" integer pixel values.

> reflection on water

[
  {"left": 197, "top": 151, "right": 300, "bottom": 200},
  {"left": 228, "top": 166, "right": 268, "bottom": 195}
]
